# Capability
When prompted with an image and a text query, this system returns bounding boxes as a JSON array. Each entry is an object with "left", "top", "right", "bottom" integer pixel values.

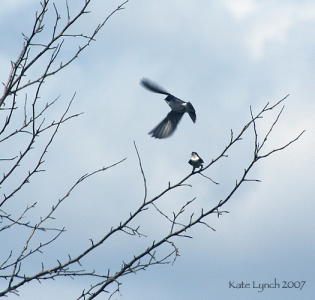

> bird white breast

[
  {"left": 191, "top": 153, "right": 199, "bottom": 161},
  {"left": 166, "top": 98, "right": 186, "bottom": 112}
]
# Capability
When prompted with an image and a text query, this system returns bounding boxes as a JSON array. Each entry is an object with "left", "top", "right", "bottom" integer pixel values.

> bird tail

[
  {"left": 186, "top": 102, "right": 196, "bottom": 123},
  {"left": 140, "top": 78, "right": 170, "bottom": 95}
]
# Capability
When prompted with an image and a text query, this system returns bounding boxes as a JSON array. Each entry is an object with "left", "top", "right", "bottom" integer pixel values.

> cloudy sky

[{"left": 0, "top": 0, "right": 314, "bottom": 299}]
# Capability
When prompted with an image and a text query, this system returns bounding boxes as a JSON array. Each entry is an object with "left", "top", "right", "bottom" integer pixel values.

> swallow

[
  {"left": 188, "top": 152, "right": 204, "bottom": 172},
  {"left": 140, "top": 78, "right": 196, "bottom": 139}
]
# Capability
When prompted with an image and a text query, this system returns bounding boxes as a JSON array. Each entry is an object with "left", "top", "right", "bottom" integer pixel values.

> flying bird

[
  {"left": 140, "top": 78, "right": 196, "bottom": 139},
  {"left": 188, "top": 152, "right": 204, "bottom": 172}
]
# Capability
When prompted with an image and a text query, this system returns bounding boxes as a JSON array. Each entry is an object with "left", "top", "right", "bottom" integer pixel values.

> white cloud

[{"left": 224, "top": 0, "right": 257, "bottom": 19}]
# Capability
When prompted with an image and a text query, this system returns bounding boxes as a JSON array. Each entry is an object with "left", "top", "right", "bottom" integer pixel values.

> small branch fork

[{"left": 0, "top": 93, "right": 81, "bottom": 208}]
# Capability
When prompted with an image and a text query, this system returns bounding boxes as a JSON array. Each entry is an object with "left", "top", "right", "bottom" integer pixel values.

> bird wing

[
  {"left": 140, "top": 78, "right": 170, "bottom": 96},
  {"left": 148, "top": 110, "right": 184, "bottom": 139},
  {"left": 186, "top": 102, "right": 196, "bottom": 123},
  {"left": 188, "top": 159, "right": 194, "bottom": 166}
]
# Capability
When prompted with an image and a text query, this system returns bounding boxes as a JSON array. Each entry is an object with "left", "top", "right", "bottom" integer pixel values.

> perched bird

[
  {"left": 140, "top": 78, "right": 196, "bottom": 139},
  {"left": 188, "top": 152, "right": 204, "bottom": 172}
]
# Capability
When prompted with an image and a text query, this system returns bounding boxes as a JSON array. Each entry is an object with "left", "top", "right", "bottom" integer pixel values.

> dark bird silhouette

[
  {"left": 188, "top": 152, "right": 204, "bottom": 172},
  {"left": 140, "top": 78, "right": 196, "bottom": 139}
]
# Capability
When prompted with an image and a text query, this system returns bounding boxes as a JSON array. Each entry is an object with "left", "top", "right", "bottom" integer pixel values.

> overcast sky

[{"left": 0, "top": 0, "right": 314, "bottom": 299}]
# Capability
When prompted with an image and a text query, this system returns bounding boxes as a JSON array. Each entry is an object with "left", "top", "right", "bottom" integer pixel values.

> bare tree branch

[{"left": 0, "top": 0, "right": 304, "bottom": 299}]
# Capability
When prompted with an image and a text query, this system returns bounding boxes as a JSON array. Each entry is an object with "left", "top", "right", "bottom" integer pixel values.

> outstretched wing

[
  {"left": 186, "top": 102, "right": 196, "bottom": 123},
  {"left": 140, "top": 78, "right": 170, "bottom": 96},
  {"left": 149, "top": 110, "right": 184, "bottom": 139}
]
